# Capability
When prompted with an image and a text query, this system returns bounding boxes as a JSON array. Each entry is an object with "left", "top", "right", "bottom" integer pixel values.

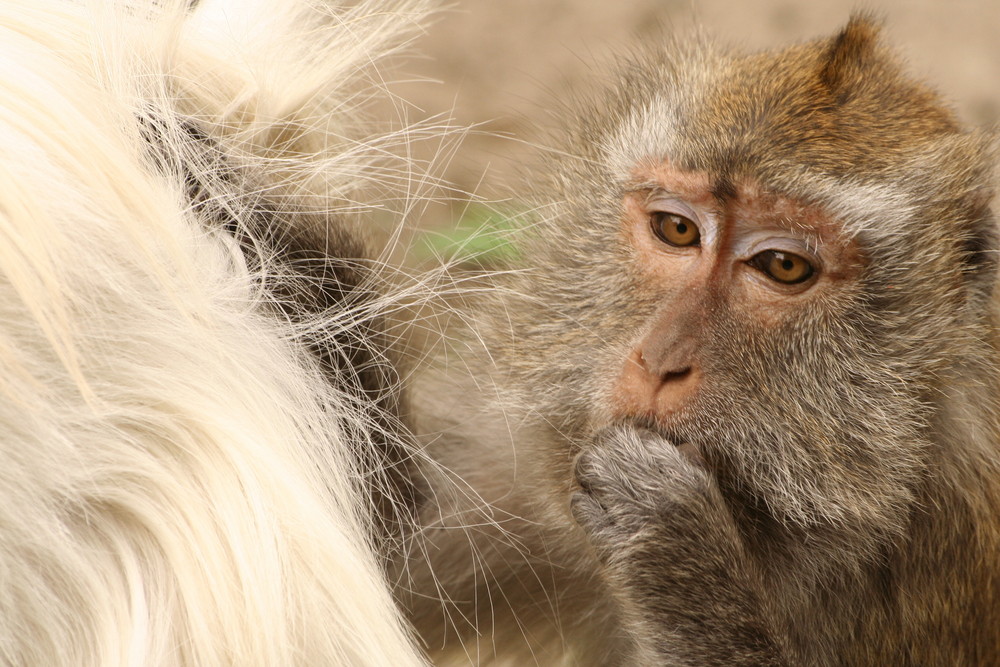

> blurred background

[{"left": 384, "top": 0, "right": 999, "bottom": 249}]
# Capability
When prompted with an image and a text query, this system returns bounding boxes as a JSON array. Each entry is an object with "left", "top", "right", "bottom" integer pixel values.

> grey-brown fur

[{"left": 398, "top": 16, "right": 1000, "bottom": 665}]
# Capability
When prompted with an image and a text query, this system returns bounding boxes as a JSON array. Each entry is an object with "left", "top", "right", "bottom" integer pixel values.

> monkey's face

[
  {"left": 609, "top": 161, "right": 862, "bottom": 430},
  {"left": 500, "top": 23, "right": 996, "bottom": 550},
  {"left": 592, "top": 160, "right": 932, "bottom": 545}
]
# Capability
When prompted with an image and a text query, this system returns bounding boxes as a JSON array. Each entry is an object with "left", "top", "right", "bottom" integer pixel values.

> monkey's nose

[
  {"left": 640, "top": 350, "right": 700, "bottom": 410},
  {"left": 611, "top": 348, "right": 701, "bottom": 421},
  {"left": 659, "top": 365, "right": 694, "bottom": 385}
]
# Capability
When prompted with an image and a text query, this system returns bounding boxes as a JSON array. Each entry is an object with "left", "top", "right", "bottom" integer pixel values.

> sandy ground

[{"left": 383, "top": 0, "right": 1000, "bottom": 226}]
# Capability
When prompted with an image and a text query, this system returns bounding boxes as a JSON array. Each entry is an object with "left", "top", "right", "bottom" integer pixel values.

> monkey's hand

[{"left": 571, "top": 425, "right": 789, "bottom": 666}]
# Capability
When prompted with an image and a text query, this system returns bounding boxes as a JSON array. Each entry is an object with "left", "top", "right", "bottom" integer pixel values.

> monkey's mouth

[{"left": 621, "top": 411, "right": 692, "bottom": 441}]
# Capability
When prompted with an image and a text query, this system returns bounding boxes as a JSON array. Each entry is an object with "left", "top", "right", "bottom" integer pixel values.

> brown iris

[
  {"left": 749, "top": 250, "right": 815, "bottom": 285},
  {"left": 651, "top": 212, "right": 700, "bottom": 247}
]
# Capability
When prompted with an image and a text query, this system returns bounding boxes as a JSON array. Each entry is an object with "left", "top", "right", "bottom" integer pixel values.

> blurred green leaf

[{"left": 414, "top": 204, "right": 522, "bottom": 267}]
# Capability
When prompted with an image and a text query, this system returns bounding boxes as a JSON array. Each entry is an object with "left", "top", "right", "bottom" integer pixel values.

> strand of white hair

[{"left": 0, "top": 0, "right": 432, "bottom": 664}]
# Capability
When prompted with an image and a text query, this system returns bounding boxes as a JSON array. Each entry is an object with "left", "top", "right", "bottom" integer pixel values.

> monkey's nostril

[{"left": 662, "top": 367, "right": 693, "bottom": 383}]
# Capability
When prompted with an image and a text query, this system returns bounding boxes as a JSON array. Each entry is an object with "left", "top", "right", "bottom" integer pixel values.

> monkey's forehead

[{"left": 597, "top": 18, "right": 980, "bottom": 207}]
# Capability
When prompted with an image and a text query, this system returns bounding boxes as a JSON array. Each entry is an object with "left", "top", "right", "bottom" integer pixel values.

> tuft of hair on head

[{"left": 818, "top": 13, "right": 884, "bottom": 98}]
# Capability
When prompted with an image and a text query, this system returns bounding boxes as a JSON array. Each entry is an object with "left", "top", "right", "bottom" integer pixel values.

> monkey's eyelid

[
  {"left": 645, "top": 196, "right": 700, "bottom": 220},
  {"left": 636, "top": 185, "right": 680, "bottom": 204},
  {"left": 733, "top": 234, "right": 820, "bottom": 264}
]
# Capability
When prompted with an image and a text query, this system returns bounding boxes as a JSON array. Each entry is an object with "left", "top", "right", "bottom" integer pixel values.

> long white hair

[{"left": 0, "top": 0, "right": 432, "bottom": 664}]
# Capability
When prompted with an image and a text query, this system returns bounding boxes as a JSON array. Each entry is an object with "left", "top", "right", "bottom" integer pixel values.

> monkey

[
  {"left": 397, "top": 15, "right": 1000, "bottom": 666},
  {"left": 7, "top": 3, "right": 998, "bottom": 665},
  {"left": 0, "top": 0, "right": 436, "bottom": 664}
]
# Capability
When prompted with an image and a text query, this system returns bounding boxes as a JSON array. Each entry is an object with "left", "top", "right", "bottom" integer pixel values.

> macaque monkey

[
  {"left": 7, "top": 2, "right": 997, "bottom": 664},
  {"left": 399, "top": 16, "right": 1000, "bottom": 666}
]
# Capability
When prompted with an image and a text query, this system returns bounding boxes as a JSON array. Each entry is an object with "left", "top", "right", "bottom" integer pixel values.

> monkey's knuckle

[
  {"left": 576, "top": 451, "right": 635, "bottom": 498},
  {"left": 573, "top": 450, "right": 602, "bottom": 488},
  {"left": 670, "top": 463, "right": 711, "bottom": 494},
  {"left": 570, "top": 491, "right": 606, "bottom": 528}
]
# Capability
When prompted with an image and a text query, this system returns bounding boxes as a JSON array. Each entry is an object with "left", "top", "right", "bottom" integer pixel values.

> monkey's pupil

[
  {"left": 749, "top": 249, "right": 814, "bottom": 285},
  {"left": 651, "top": 212, "right": 699, "bottom": 247}
]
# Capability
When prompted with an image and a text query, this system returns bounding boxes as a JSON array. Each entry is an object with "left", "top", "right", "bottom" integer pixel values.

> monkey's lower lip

[{"left": 625, "top": 415, "right": 692, "bottom": 445}]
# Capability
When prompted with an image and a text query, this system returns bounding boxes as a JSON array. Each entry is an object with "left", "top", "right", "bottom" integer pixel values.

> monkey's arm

[{"left": 572, "top": 425, "right": 790, "bottom": 666}]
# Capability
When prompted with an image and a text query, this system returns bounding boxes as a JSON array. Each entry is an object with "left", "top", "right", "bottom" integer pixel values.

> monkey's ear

[{"left": 819, "top": 13, "right": 884, "bottom": 101}]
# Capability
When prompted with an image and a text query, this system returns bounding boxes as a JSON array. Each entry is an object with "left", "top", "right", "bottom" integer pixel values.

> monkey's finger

[
  {"left": 574, "top": 448, "right": 621, "bottom": 497},
  {"left": 675, "top": 442, "right": 706, "bottom": 469},
  {"left": 569, "top": 491, "right": 611, "bottom": 531}
]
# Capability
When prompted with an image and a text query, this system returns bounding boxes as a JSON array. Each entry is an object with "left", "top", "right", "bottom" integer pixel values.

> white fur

[{"left": 0, "top": 0, "right": 430, "bottom": 664}]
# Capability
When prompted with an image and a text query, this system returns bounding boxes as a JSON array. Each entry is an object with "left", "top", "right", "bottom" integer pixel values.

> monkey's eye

[
  {"left": 748, "top": 250, "right": 815, "bottom": 285},
  {"left": 650, "top": 212, "right": 700, "bottom": 247}
]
